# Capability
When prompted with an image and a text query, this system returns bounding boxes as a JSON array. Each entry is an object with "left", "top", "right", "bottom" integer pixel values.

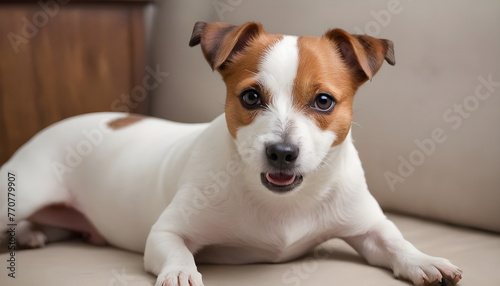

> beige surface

[
  {"left": 1, "top": 213, "right": 499, "bottom": 286},
  {"left": 148, "top": 0, "right": 500, "bottom": 233}
]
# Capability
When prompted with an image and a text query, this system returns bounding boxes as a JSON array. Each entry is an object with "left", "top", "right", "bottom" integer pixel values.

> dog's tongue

[{"left": 266, "top": 172, "right": 296, "bottom": 186}]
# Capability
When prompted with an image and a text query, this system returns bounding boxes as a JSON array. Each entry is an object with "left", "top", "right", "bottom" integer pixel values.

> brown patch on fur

[
  {"left": 324, "top": 29, "right": 395, "bottom": 82},
  {"left": 190, "top": 21, "right": 281, "bottom": 138},
  {"left": 108, "top": 114, "right": 145, "bottom": 130},
  {"left": 191, "top": 22, "right": 265, "bottom": 71},
  {"left": 294, "top": 30, "right": 395, "bottom": 146},
  {"left": 221, "top": 33, "right": 283, "bottom": 138},
  {"left": 295, "top": 36, "right": 357, "bottom": 146}
]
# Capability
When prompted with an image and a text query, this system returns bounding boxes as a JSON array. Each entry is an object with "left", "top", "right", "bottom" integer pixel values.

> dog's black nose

[{"left": 266, "top": 143, "right": 299, "bottom": 169}]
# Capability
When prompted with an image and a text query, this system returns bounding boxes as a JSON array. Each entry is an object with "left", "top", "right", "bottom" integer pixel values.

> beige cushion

[
  {"left": 148, "top": 0, "right": 500, "bottom": 232},
  {"left": 1, "top": 214, "right": 498, "bottom": 285}
]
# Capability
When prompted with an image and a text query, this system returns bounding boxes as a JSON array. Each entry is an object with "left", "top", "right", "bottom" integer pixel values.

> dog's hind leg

[
  {"left": 27, "top": 204, "right": 106, "bottom": 245},
  {"left": 0, "top": 148, "right": 72, "bottom": 247},
  {"left": 15, "top": 221, "right": 48, "bottom": 248}
]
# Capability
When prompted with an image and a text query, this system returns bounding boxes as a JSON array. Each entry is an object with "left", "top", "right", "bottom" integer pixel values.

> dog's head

[{"left": 190, "top": 21, "right": 394, "bottom": 194}]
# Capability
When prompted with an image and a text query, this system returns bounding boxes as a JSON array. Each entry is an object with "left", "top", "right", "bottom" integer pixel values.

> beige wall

[{"left": 148, "top": 0, "right": 500, "bottom": 232}]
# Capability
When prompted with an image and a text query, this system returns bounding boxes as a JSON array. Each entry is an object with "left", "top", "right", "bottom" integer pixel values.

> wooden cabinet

[{"left": 0, "top": 0, "right": 151, "bottom": 164}]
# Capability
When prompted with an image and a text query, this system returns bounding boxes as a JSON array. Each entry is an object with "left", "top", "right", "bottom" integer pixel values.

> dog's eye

[
  {"left": 241, "top": 89, "right": 262, "bottom": 109},
  {"left": 313, "top": 93, "right": 336, "bottom": 112}
]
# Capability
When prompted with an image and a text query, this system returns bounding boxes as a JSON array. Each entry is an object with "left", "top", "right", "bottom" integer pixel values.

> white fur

[
  {"left": 257, "top": 35, "right": 298, "bottom": 116},
  {"left": 0, "top": 37, "right": 461, "bottom": 286}
]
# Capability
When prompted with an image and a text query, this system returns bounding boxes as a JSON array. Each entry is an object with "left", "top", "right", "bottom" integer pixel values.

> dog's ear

[
  {"left": 323, "top": 29, "right": 395, "bottom": 82},
  {"left": 189, "top": 21, "right": 265, "bottom": 71}
]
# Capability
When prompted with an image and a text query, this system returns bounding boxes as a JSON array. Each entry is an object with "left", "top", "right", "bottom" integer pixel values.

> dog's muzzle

[{"left": 261, "top": 143, "right": 303, "bottom": 193}]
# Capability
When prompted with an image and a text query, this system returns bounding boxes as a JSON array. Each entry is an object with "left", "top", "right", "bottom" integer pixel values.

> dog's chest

[{"left": 197, "top": 207, "right": 330, "bottom": 264}]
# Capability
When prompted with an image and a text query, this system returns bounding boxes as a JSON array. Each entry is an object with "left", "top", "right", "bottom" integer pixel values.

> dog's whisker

[
  {"left": 351, "top": 121, "right": 363, "bottom": 129},
  {"left": 244, "top": 68, "right": 259, "bottom": 76}
]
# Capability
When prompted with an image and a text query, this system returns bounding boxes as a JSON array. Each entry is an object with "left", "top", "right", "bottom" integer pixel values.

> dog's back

[{"left": 0, "top": 112, "right": 209, "bottom": 251}]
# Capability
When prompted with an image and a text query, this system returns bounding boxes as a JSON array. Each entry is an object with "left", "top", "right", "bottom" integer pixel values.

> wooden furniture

[{"left": 0, "top": 0, "right": 151, "bottom": 165}]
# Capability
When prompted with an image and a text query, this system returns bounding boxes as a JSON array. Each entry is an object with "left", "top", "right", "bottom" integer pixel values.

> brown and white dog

[{"left": 0, "top": 22, "right": 461, "bottom": 286}]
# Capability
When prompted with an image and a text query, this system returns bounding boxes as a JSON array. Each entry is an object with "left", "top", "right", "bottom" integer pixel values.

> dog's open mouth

[{"left": 261, "top": 172, "right": 303, "bottom": 193}]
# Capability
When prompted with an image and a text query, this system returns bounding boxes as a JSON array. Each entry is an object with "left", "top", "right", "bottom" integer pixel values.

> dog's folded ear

[
  {"left": 323, "top": 29, "right": 395, "bottom": 82},
  {"left": 189, "top": 21, "right": 265, "bottom": 71}
]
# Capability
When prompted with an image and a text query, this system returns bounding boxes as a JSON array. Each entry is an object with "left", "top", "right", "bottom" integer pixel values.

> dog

[{"left": 0, "top": 21, "right": 462, "bottom": 286}]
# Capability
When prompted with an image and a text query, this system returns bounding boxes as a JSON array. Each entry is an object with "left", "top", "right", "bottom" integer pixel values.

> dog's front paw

[
  {"left": 394, "top": 254, "right": 462, "bottom": 286},
  {"left": 155, "top": 267, "right": 203, "bottom": 286}
]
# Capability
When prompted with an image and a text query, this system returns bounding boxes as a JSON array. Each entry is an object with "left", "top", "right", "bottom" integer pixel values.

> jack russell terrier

[{"left": 1, "top": 21, "right": 461, "bottom": 286}]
